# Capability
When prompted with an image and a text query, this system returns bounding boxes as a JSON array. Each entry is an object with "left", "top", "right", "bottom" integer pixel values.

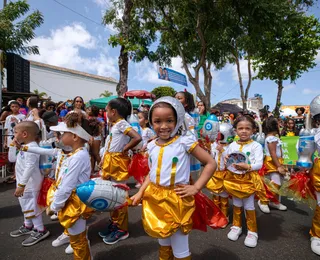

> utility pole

[{"left": 3, "top": 0, "right": 7, "bottom": 8}]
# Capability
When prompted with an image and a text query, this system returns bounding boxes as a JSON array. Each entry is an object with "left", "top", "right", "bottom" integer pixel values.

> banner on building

[
  {"left": 281, "top": 105, "right": 310, "bottom": 114},
  {"left": 158, "top": 66, "right": 188, "bottom": 87}
]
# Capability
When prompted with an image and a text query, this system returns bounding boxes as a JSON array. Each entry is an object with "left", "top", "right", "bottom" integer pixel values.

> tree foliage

[
  {"left": 32, "top": 89, "right": 47, "bottom": 99},
  {"left": 151, "top": 86, "right": 176, "bottom": 99},
  {"left": 100, "top": 90, "right": 113, "bottom": 98},
  {"left": 253, "top": 14, "right": 320, "bottom": 117},
  {"left": 0, "top": 0, "right": 43, "bottom": 55}
]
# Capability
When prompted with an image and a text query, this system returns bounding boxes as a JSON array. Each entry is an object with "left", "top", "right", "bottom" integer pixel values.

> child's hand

[
  {"left": 224, "top": 155, "right": 229, "bottom": 165},
  {"left": 277, "top": 166, "right": 287, "bottom": 175},
  {"left": 13, "top": 139, "right": 21, "bottom": 150},
  {"left": 46, "top": 207, "right": 54, "bottom": 216},
  {"left": 175, "top": 185, "right": 199, "bottom": 198},
  {"left": 233, "top": 163, "right": 250, "bottom": 171},
  {"left": 14, "top": 187, "right": 24, "bottom": 197},
  {"left": 130, "top": 191, "right": 143, "bottom": 206}
]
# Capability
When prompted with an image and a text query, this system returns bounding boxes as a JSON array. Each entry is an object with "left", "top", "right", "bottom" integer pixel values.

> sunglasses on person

[{"left": 75, "top": 100, "right": 83, "bottom": 103}]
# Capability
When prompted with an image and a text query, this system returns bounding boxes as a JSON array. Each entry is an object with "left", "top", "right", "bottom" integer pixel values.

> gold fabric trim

[{"left": 188, "top": 142, "right": 198, "bottom": 154}]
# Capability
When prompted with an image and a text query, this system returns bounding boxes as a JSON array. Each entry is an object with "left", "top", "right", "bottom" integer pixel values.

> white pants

[
  {"left": 269, "top": 172, "right": 282, "bottom": 186},
  {"left": 233, "top": 195, "right": 255, "bottom": 210},
  {"left": 316, "top": 192, "right": 320, "bottom": 206},
  {"left": 214, "top": 191, "right": 229, "bottom": 198},
  {"left": 158, "top": 230, "right": 190, "bottom": 258},
  {"left": 68, "top": 218, "right": 86, "bottom": 235}
]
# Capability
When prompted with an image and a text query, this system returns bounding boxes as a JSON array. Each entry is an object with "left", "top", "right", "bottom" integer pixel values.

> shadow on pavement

[
  {"left": 193, "top": 246, "right": 241, "bottom": 260},
  {"left": 93, "top": 241, "right": 158, "bottom": 260},
  {"left": 0, "top": 204, "right": 21, "bottom": 219},
  {"left": 258, "top": 213, "right": 284, "bottom": 241}
]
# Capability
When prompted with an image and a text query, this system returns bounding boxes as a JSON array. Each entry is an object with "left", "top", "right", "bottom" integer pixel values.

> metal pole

[
  {"left": 0, "top": 50, "right": 2, "bottom": 114},
  {"left": 3, "top": 0, "right": 7, "bottom": 8}
]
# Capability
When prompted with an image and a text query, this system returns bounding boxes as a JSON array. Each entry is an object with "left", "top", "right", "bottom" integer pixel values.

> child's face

[
  {"left": 175, "top": 93, "right": 187, "bottom": 107},
  {"left": 60, "top": 132, "right": 74, "bottom": 146},
  {"left": 287, "top": 120, "right": 295, "bottom": 130},
  {"left": 235, "top": 121, "right": 254, "bottom": 141},
  {"left": 106, "top": 105, "right": 116, "bottom": 122},
  {"left": 138, "top": 113, "right": 147, "bottom": 128},
  {"left": 151, "top": 107, "right": 176, "bottom": 141},
  {"left": 10, "top": 104, "right": 20, "bottom": 114},
  {"left": 14, "top": 125, "right": 26, "bottom": 143}
]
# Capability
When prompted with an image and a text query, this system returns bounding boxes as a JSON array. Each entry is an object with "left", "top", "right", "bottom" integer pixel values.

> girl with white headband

[{"left": 131, "top": 97, "right": 217, "bottom": 260}]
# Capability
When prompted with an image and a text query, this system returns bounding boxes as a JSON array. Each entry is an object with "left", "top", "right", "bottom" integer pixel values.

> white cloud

[
  {"left": 283, "top": 84, "right": 296, "bottom": 92},
  {"left": 93, "top": 0, "right": 111, "bottom": 8},
  {"left": 25, "top": 23, "right": 118, "bottom": 78},
  {"left": 303, "top": 88, "right": 318, "bottom": 95}
]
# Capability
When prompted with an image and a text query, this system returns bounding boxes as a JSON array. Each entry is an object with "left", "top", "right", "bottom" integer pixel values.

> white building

[
  {"left": 220, "top": 95, "right": 263, "bottom": 112},
  {"left": 29, "top": 61, "right": 117, "bottom": 102}
]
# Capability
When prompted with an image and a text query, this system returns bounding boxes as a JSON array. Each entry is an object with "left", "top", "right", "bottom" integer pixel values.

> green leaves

[
  {"left": 0, "top": 0, "right": 43, "bottom": 55},
  {"left": 151, "top": 86, "right": 176, "bottom": 99}
]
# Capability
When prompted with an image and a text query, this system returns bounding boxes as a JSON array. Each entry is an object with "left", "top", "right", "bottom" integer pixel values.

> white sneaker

[
  {"left": 50, "top": 213, "right": 58, "bottom": 221},
  {"left": 258, "top": 200, "right": 270, "bottom": 214},
  {"left": 227, "top": 226, "right": 242, "bottom": 241},
  {"left": 52, "top": 233, "right": 70, "bottom": 247},
  {"left": 221, "top": 217, "right": 229, "bottom": 229},
  {"left": 65, "top": 244, "right": 74, "bottom": 254},
  {"left": 244, "top": 231, "right": 258, "bottom": 248},
  {"left": 311, "top": 237, "right": 320, "bottom": 255},
  {"left": 269, "top": 202, "right": 287, "bottom": 211}
]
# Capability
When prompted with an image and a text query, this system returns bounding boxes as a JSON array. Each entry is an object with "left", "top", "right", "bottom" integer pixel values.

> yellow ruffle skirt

[
  {"left": 264, "top": 156, "right": 284, "bottom": 174},
  {"left": 102, "top": 152, "right": 131, "bottom": 181},
  {"left": 142, "top": 183, "right": 195, "bottom": 239},
  {"left": 223, "top": 170, "right": 266, "bottom": 199},
  {"left": 206, "top": 170, "right": 228, "bottom": 194},
  {"left": 311, "top": 159, "right": 320, "bottom": 192},
  {"left": 47, "top": 184, "right": 93, "bottom": 229}
]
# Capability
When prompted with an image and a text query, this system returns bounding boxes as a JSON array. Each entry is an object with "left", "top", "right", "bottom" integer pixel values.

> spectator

[
  {"left": 59, "top": 101, "right": 72, "bottom": 120},
  {"left": 45, "top": 101, "right": 56, "bottom": 112},
  {"left": 197, "top": 101, "right": 209, "bottom": 131},
  {"left": 71, "top": 96, "right": 87, "bottom": 117},
  {"left": 281, "top": 118, "right": 299, "bottom": 136},
  {"left": 16, "top": 97, "right": 28, "bottom": 116},
  {"left": 294, "top": 107, "right": 305, "bottom": 132},
  {"left": 0, "top": 102, "right": 13, "bottom": 122}
]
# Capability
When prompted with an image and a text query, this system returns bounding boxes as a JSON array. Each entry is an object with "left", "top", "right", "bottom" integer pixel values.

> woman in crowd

[
  {"left": 197, "top": 101, "right": 209, "bottom": 136},
  {"left": 71, "top": 96, "right": 87, "bottom": 118},
  {"left": 280, "top": 118, "right": 299, "bottom": 136}
]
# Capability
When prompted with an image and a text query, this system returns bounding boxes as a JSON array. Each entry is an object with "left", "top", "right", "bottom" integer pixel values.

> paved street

[{"left": 0, "top": 180, "right": 319, "bottom": 260}]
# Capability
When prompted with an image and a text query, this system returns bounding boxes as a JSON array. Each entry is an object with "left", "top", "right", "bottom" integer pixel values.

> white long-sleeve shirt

[
  {"left": 16, "top": 141, "right": 43, "bottom": 192},
  {"left": 50, "top": 148, "right": 91, "bottom": 212}
]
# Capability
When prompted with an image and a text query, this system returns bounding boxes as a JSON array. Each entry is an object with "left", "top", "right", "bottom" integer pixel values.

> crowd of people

[{"left": 1, "top": 91, "right": 320, "bottom": 260}]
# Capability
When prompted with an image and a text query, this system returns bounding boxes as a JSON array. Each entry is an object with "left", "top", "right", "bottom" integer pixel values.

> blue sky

[{"left": 22, "top": 0, "right": 320, "bottom": 107}]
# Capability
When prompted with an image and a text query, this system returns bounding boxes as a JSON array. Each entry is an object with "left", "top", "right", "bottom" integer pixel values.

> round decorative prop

[
  {"left": 202, "top": 114, "right": 219, "bottom": 142},
  {"left": 76, "top": 178, "right": 128, "bottom": 212},
  {"left": 226, "top": 152, "right": 249, "bottom": 174},
  {"left": 310, "top": 94, "right": 320, "bottom": 117}
]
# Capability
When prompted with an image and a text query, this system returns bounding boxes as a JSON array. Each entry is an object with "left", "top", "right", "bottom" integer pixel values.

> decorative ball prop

[
  {"left": 202, "top": 114, "right": 219, "bottom": 142},
  {"left": 226, "top": 152, "right": 249, "bottom": 174},
  {"left": 76, "top": 179, "right": 128, "bottom": 212},
  {"left": 310, "top": 94, "right": 320, "bottom": 117},
  {"left": 296, "top": 136, "right": 316, "bottom": 169}
]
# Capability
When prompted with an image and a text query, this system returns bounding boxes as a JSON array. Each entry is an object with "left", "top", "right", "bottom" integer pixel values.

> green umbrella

[{"left": 89, "top": 96, "right": 153, "bottom": 109}]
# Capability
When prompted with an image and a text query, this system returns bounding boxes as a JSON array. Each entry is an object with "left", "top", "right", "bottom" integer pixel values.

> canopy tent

[
  {"left": 124, "top": 90, "right": 156, "bottom": 100},
  {"left": 211, "top": 103, "right": 243, "bottom": 114},
  {"left": 89, "top": 96, "right": 153, "bottom": 109}
]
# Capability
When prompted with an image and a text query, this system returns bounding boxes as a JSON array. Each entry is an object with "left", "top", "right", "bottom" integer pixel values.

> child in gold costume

[
  {"left": 131, "top": 97, "right": 216, "bottom": 260},
  {"left": 46, "top": 113, "right": 98, "bottom": 260},
  {"left": 99, "top": 98, "right": 141, "bottom": 244}
]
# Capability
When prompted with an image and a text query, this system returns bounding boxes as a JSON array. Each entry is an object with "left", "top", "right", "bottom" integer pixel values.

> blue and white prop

[
  {"left": 202, "top": 114, "right": 220, "bottom": 142},
  {"left": 76, "top": 179, "right": 128, "bottom": 212},
  {"left": 127, "top": 114, "right": 143, "bottom": 150},
  {"left": 39, "top": 140, "right": 53, "bottom": 175},
  {"left": 190, "top": 108, "right": 200, "bottom": 131},
  {"left": 297, "top": 112, "right": 316, "bottom": 169},
  {"left": 226, "top": 152, "right": 249, "bottom": 174}
]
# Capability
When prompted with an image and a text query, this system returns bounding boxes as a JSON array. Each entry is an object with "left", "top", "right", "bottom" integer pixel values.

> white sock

[{"left": 32, "top": 215, "right": 44, "bottom": 232}]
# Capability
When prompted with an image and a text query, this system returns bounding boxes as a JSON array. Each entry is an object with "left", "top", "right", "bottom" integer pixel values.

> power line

[
  {"left": 30, "top": 79, "right": 70, "bottom": 99},
  {"left": 52, "top": 0, "right": 104, "bottom": 27}
]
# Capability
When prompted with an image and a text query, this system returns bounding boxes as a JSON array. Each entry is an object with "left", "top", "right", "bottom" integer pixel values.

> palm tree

[
  {"left": 33, "top": 89, "right": 47, "bottom": 99},
  {"left": 99, "top": 90, "right": 113, "bottom": 98}
]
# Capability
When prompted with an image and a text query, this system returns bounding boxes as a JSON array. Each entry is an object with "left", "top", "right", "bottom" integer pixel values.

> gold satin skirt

[
  {"left": 46, "top": 181, "right": 56, "bottom": 207},
  {"left": 223, "top": 170, "right": 266, "bottom": 199},
  {"left": 58, "top": 191, "right": 94, "bottom": 229},
  {"left": 206, "top": 170, "right": 227, "bottom": 194},
  {"left": 264, "top": 156, "right": 284, "bottom": 174},
  {"left": 102, "top": 152, "right": 131, "bottom": 181},
  {"left": 311, "top": 160, "right": 320, "bottom": 192},
  {"left": 142, "top": 183, "right": 195, "bottom": 239}
]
